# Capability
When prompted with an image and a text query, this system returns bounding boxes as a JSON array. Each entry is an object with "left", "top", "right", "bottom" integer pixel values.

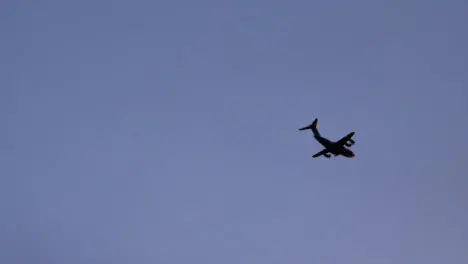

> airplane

[{"left": 298, "top": 118, "right": 355, "bottom": 159}]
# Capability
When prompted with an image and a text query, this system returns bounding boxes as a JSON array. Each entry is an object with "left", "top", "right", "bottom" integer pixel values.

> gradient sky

[{"left": 2, "top": 0, "right": 468, "bottom": 263}]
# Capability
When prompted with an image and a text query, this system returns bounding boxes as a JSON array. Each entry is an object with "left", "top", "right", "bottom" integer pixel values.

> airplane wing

[
  {"left": 336, "top": 132, "right": 355, "bottom": 146},
  {"left": 312, "top": 149, "right": 330, "bottom": 158}
]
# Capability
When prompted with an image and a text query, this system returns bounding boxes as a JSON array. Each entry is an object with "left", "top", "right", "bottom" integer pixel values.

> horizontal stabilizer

[
  {"left": 298, "top": 119, "right": 320, "bottom": 137},
  {"left": 298, "top": 125, "right": 313, "bottom": 131}
]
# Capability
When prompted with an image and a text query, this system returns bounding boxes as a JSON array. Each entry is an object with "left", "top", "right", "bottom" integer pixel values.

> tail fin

[{"left": 298, "top": 118, "right": 320, "bottom": 137}]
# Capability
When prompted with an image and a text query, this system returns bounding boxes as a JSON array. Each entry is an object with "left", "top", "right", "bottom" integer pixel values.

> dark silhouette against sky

[{"left": 2, "top": 0, "right": 467, "bottom": 263}]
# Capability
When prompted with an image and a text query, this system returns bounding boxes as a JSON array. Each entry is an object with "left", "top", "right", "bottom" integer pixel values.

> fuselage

[{"left": 315, "top": 136, "right": 355, "bottom": 158}]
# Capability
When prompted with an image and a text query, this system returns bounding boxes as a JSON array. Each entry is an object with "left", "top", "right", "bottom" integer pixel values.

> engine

[{"left": 345, "top": 139, "right": 355, "bottom": 147}]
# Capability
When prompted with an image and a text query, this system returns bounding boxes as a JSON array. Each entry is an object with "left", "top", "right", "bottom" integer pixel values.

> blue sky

[{"left": 2, "top": 0, "right": 467, "bottom": 263}]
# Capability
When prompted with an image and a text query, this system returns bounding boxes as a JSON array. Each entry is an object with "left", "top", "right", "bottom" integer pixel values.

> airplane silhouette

[{"left": 298, "top": 118, "right": 355, "bottom": 159}]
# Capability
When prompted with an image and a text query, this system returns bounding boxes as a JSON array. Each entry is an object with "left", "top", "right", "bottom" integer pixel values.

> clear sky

[{"left": 2, "top": 0, "right": 467, "bottom": 263}]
